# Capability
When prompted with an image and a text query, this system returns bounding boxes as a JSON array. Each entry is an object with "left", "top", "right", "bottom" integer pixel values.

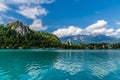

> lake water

[{"left": 0, "top": 50, "right": 120, "bottom": 80}]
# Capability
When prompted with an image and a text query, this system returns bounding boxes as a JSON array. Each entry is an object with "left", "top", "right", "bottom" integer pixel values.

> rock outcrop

[{"left": 8, "top": 21, "right": 31, "bottom": 35}]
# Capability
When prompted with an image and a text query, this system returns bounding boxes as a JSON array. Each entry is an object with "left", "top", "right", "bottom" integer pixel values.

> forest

[{"left": 0, "top": 24, "right": 61, "bottom": 49}]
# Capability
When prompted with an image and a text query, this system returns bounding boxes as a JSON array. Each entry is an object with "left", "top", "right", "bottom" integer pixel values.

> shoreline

[{"left": 0, "top": 49, "right": 119, "bottom": 51}]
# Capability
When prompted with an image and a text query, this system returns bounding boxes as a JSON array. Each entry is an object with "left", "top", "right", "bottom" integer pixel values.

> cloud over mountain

[{"left": 53, "top": 20, "right": 120, "bottom": 38}]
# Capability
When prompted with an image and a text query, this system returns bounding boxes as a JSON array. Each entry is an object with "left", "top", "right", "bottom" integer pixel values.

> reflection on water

[
  {"left": 0, "top": 50, "right": 119, "bottom": 80},
  {"left": 53, "top": 50, "right": 82, "bottom": 75}
]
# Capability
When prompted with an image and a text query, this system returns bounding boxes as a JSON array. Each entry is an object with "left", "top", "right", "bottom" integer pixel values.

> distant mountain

[{"left": 60, "top": 34, "right": 120, "bottom": 44}]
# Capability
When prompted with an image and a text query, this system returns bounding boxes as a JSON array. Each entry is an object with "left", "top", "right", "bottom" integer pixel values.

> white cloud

[
  {"left": 104, "top": 28, "right": 120, "bottom": 37},
  {"left": 85, "top": 20, "right": 107, "bottom": 34},
  {"left": 1, "top": 0, "right": 55, "bottom": 5},
  {"left": 30, "top": 19, "right": 47, "bottom": 31},
  {"left": 15, "top": 0, "right": 54, "bottom": 31},
  {"left": 84, "top": 20, "right": 118, "bottom": 36},
  {"left": 105, "top": 28, "right": 114, "bottom": 33},
  {"left": 18, "top": 6, "right": 47, "bottom": 19},
  {"left": 105, "top": 28, "right": 116, "bottom": 36},
  {"left": 116, "top": 28, "right": 120, "bottom": 33},
  {"left": 0, "top": 2, "right": 8, "bottom": 12},
  {"left": 91, "top": 27, "right": 106, "bottom": 34},
  {"left": 53, "top": 26, "right": 82, "bottom": 38},
  {"left": 114, "top": 28, "right": 120, "bottom": 37},
  {"left": 53, "top": 20, "right": 120, "bottom": 38},
  {"left": 85, "top": 20, "right": 107, "bottom": 30}
]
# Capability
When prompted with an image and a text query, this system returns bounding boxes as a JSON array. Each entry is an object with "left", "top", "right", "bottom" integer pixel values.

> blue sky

[{"left": 0, "top": 0, "right": 120, "bottom": 37}]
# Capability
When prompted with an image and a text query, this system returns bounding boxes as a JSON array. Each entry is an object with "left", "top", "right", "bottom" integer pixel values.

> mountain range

[{"left": 60, "top": 34, "right": 120, "bottom": 44}]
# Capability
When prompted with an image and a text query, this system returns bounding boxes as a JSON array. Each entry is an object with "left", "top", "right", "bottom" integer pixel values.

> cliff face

[{"left": 8, "top": 21, "right": 31, "bottom": 36}]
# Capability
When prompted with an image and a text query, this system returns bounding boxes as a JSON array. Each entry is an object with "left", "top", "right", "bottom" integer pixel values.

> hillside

[{"left": 0, "top": 21, "right": 61, "bottom": 49}]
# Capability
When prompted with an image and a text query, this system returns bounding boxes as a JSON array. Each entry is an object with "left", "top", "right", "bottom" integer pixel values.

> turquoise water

[{"left": 0, "top": 50, "right": 120, "bottom": 80}]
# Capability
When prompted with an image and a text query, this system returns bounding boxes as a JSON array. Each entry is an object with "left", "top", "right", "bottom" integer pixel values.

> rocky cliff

[{"left": 8, "top": 21, "right": 31, "bottom": 35}]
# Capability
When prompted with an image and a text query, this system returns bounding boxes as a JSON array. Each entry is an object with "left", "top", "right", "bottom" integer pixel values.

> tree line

[{"left": 0, "top": 24, "right": 120, "bottom": 49}]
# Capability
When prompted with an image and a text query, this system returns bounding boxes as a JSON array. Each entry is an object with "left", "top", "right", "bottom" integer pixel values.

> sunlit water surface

[{"left": 0, "top": 50, "right": 120, "bottom": 80}]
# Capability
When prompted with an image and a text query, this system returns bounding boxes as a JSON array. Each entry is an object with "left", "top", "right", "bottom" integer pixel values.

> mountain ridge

[{"left": 60, "top": 34, "right": 120, "bottom": 44}]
